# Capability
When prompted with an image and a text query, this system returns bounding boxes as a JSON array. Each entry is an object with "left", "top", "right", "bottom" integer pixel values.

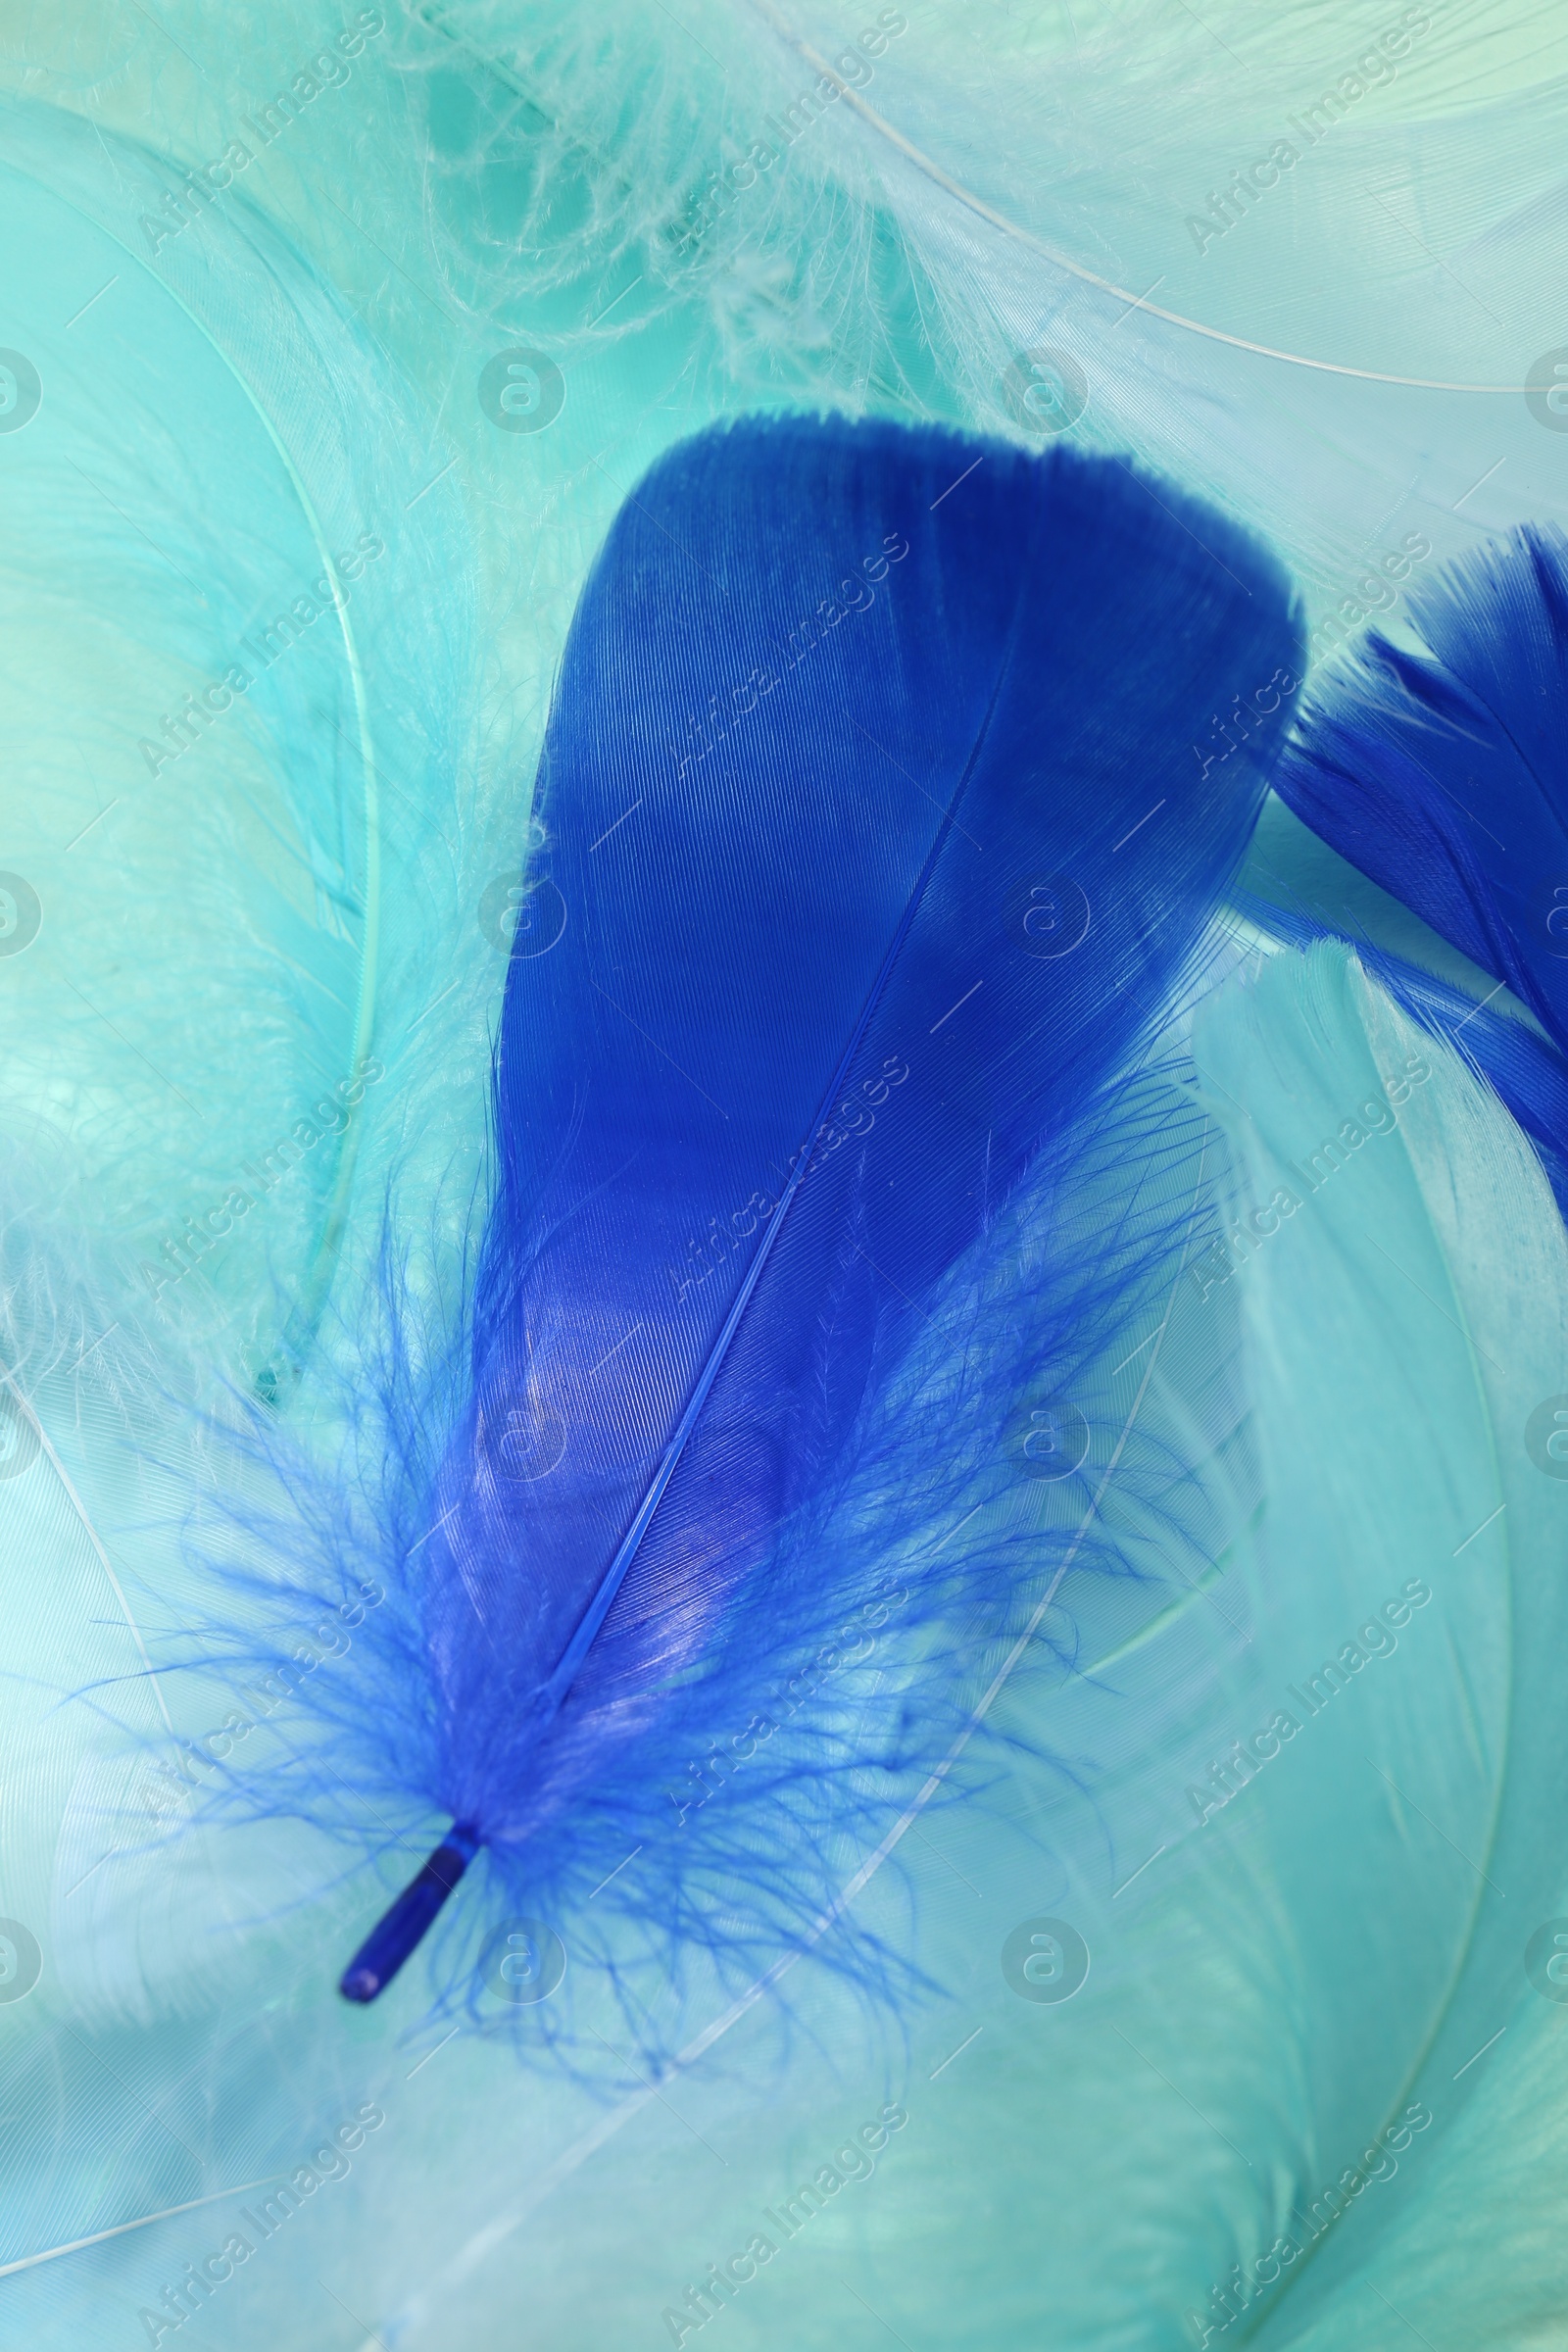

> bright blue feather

[
  {"left": 306, "top": 413, "right": 1303, "bottom": 2008},
  {"left": 1274, "top": 526, "right": 1568, "bottom": 1059}
]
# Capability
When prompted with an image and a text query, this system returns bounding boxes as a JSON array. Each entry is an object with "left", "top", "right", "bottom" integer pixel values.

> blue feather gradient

[{"left": 228, "top": 415, "right": 1302, "bottom": 2022}]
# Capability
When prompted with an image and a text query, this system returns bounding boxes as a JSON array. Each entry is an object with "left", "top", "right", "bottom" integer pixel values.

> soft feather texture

[
  {"left": 0, "top": 88, "right": 477, "bottom": 1391},
  {"left": 7, "top": 3, "right": 1568, "bottom": 2345},
  {"left": 279, "top": 945, "right": 1568, "bottom": 2352},
  {"left": 1164, "top": 944, "right": 1568, "bottom": 2350},
  {"left": 410, "top": 0, "right": 1568, "bottom": 653},
  {"left": 216, "top": 412, "right": 1303, "bottom": 2023}
]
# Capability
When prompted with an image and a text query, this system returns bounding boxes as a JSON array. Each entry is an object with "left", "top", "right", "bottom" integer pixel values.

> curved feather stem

[
  {"left": 743, "top": 0, "right": 1527, "bottom": 396},
  {"left": 338, "top": 1825, "right": 481, "bottom": 2003}
]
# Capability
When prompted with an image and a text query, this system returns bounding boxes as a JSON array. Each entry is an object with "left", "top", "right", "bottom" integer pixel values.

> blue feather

[
  {"left": 1261, "top": 524, "right": 1568, "bottom": 1218},
  {"left": 1273, "top": 525, "right": 1568, "bottom": 1059},
  {"left": 316, "top": 414, "right": 1301, "bottom": 2007}
]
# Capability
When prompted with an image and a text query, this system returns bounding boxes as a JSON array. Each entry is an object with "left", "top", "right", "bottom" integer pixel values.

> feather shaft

[{"left": 339, "top": 1825, "right": 480, "bottom": 2003}]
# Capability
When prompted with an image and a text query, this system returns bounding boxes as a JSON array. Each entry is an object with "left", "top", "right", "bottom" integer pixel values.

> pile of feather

[{"left": 1, "top": 3, "right": 1566, "bottom": 2348}]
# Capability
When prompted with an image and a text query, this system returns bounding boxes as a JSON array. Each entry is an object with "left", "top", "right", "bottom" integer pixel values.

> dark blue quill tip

[{"left": 338, "top": 1824, "right": 481, "bottom": 2003}]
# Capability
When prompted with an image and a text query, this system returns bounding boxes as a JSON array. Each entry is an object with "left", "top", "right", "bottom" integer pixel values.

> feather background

[{"left": 2, "top": 0, "right": 1568, "bottom": 2347}]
